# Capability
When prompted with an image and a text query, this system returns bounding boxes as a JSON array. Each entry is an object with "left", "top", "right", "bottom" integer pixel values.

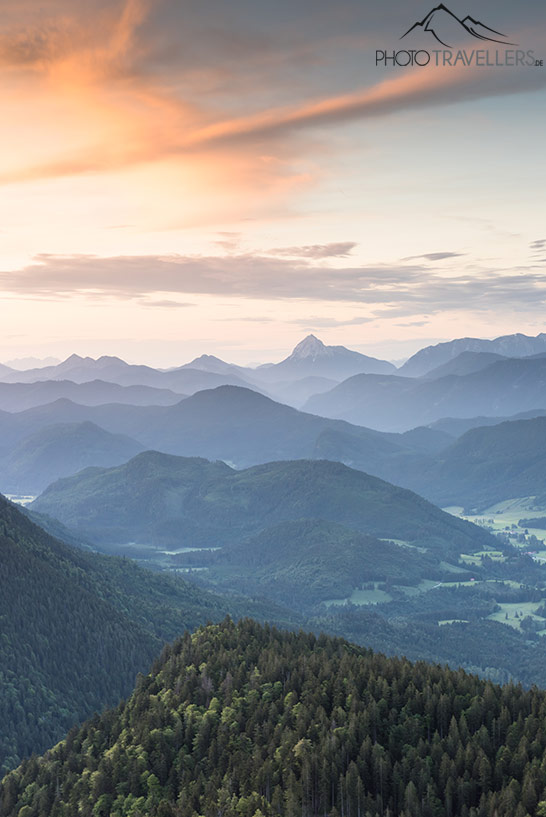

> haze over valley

[{"left": 3, "top": 329, "right": 546, "bottom": 755}]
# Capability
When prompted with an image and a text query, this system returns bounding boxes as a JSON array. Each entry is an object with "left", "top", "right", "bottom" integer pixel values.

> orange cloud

[
  {"left": 1, "top": 0, "right": 544, "bottom": 243},
  {"left": 0, "top": 0, "right": 204, "bottom": 185},
  {"left": 0, "top": 0, "right": 150, "bottom": 75},
  {"left": 185, "top": 61, "right": 546, "bottom": 147},
  {"left": 2, "top": 39, "right": 545, "bottom": 190}
]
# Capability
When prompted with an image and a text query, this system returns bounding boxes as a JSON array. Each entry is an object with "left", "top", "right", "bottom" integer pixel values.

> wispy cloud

[
  {"left": 402, "top": 252, "right": 465, "bottom": 262},
  {"left": 180, "top": 63, "right": 546, "bottom": 155},
  {"left": 141, "top": 299, "right": 194, "bottom": 308},
  {"left": 0, "top": 0, "right": 151, "bottom": 73},
  {"left": 3, "top": 253, "right": 546, "bottom": 321},
  {"left": 214, "top": 232, "right": 242, "bottom": 253},
  {"left": 267, "top": 242, "right": 357, "bottom": 258},
  {"left": 219, "top": 316, "right": 275, "bottom": 323},
  {"left": 530, "top": 238, "right": 546, "bottom": 258},
  {"left": 290, "top": 315, "right": 373, "bottom": 328}
]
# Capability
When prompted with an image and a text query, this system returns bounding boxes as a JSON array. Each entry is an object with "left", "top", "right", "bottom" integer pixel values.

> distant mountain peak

[
  {"left": 59, "top": 354, "right": 128, "bottom": 368},
  {"left": 181, "top": 353, "right": 242, "bottom": 376},
  {"left": 255, "top": 335, "right": 395, "bottom": 381},
  {"left": 288, "top": 335, "right": 329, "bottom": 360},
  {"left": 190, "top": 354, "right": 227, "bottom": 365},
  {"left": 63, "top": 353, "right": 87, "bottom": 364},
  {"left": 95, "top": 355, "right": 127, "bottom": 365}
]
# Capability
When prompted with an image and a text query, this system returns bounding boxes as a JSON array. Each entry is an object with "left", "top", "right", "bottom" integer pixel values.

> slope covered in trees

[
  {"left": 30, "top": 453, "right": 495, "bottom": 559},
  {"left": 4, "top": 618, "right": 546, "bottom": 817},
  {"left": 0, "top": 495, "right": 294, "bottom": 774},
  {"left": 194, "top": 518, "right": 457, "bottom": 607},
  {"left": 409, "top": 417, "right": 546, "bottom": 510},
  {"left": 0, "top": 421, "right": 144, "bottom": 494}
]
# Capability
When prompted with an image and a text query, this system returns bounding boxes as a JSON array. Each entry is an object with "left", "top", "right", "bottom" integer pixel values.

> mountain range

[
  {"left": 0, "top": 353, "right": 258, "bottom": 394},
  {"left": 305, "top": 357, "right": 546, "bottom": 431},
  {"left": 4, "top": 332, "right": 546, "bottom": 388},
  {"left": 399, "top": 332, "right": 546, "bottom": 377},
  {"left": 0, "top": 336, "right": 394, "bottom": 395},
  {"left": 3, "top": 382, "right": 546, "bottom": 509},
  {"left": 3, "top": 333, "right": 546, "bottom": 427},
  {"left": 0, "top": 379, "right": 185, "bottom": 413},
  {"left": 0, "top": 386, "right": 423, "bottom": 473}
]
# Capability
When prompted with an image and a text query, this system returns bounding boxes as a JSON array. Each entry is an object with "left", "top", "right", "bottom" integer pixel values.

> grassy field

[
  {"left": 445, "top": 498, "right": 546, "bottom": 546},
  {"left": 439, "top": 579, "right": 528, "bottom": 590},
  {"left": 438, "top": 559, "right": 473, "bottom": 573},
  {"left": 379, "top": 539, "right": 428, "bottom": 554},
  {"left": 487, "top": 601, "right": 545, "bottom": 631},
  {"left": 460, "top": 551, "right": 506, "bottom": 566},
  {"left": 441, "top": 579, "right": 481, "bottom": 587},
  {"left": 325, "top": 583, "right": 393, "bottom": 607},
  {"left": 326, "top": 578, "right": 457, "bottom": 607},
  {"left": 400, "top": 579, "right": 442, "bottom": 596}
]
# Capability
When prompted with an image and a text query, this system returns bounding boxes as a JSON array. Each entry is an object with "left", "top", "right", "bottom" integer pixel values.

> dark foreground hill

[
  {"left": 30, "top": 453, "right": 495, "bottom": 559},
  {"left": 0, "top": 495, "right": 294, "bottom": 774},
  {"left": 3, "top": 618, "right": 546, "bottom": 817}
]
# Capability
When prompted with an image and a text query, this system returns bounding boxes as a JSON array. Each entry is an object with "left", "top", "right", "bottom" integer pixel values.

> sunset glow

[{"left": 1, "top": 0, "right": 545, "bottom": 364}]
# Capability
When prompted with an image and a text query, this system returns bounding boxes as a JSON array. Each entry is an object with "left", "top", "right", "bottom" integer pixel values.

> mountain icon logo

[{"left": 401, "top": 4, "right": 516, "bottom": 48}]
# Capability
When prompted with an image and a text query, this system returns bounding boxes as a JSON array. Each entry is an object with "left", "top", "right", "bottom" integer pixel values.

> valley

[{"left": 3, "top": 331, "right": 546, "bottom": 802}]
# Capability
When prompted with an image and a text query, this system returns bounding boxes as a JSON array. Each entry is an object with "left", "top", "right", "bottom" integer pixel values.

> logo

[
  {"left": 375, "top": 4, "right": 543, "bottom": 68},
  {"left": 401, "top": 4, "right": 516, "bottom": 48}
]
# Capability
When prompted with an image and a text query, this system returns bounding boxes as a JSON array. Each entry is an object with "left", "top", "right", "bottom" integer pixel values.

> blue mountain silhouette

[{"left": 401, "top": 4, "right": 516, "bottom": 48}]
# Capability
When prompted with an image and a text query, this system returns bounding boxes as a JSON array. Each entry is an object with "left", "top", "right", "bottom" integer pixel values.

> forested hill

[
  {"left": 0, "top": 495, "right": 296, "bottom": 774},
  {"left": 31, "top": 453, "right": 495, "bottom": 558},
  {"left": 4, "top": 619, "right": 546, "bottom": 817}
]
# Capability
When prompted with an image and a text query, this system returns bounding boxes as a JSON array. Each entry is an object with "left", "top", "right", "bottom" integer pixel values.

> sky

[{"left": 1, "top": 0, "right": 545, "bottom": 366}]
